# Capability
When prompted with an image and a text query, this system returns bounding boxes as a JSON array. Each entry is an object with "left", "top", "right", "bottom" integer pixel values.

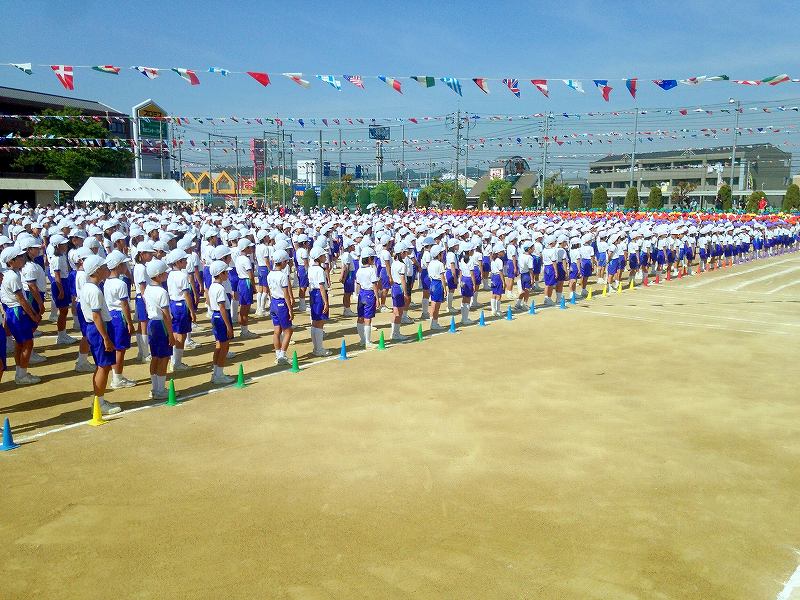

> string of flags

[{"left": 3, "top": 63, "right": 799, "bottom": 100}]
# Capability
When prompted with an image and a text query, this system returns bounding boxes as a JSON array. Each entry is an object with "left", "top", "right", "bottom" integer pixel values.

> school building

[{"left": 588, "top": 144, "right": 792, "bottom": 208}]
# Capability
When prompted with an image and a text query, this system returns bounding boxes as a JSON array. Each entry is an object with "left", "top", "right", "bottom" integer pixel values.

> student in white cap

[
  {"left": 419, "top": 236, "right": 434, "bottom": 320},
  {"left": 308, "top": 246, "right": 332, "bottom": 356},
  {"left": 207, "top": 260, "right": 235, "bottom": 384},
  {"left": 355, "top": 246, "right": 380, "bottom": 346},
  {"left": 540, "top": 235, "right": 558, "bottom": 307},
  {"left": 79, "top": 255, "right": 121, "bottom": 415},
  {"left": 234, "top": 238, "right": 257, "bottom": 339},
  {"left": 1, "top": 245, "right": 41, "bottom": 384},
  {"left": 489, "top": 243, "right": 506, "bottom": 315},
  {"left": 267, "top": 250, "right": 294, "bottom": 364},
  {"left": 254, "top": 230, "right": 270, "bottom": 317},
  {"left": 48, "top": 234, "right": 77, "bottom": 345},
  {"left": 339, "top": 237, "right": 357, "bottom": 317},
  {"left": 133, "top": 241, "right": 155, "bottom": 363},
  {"left": 165, "top": 249, "right": 194, "bottom": 372},
  {"left": 294, "top": 233, "right": 311, "bottom": 313},
  {"left": 72, "top": 247, "right": 96, "bottom": 374},
  {"left": 19, "top": 235, "right": 47, "bottom": 364},
  {"left": 426, "top": 244, "right": 447, "bottom": 329},
  {"left": 389, "top": 242, "right": 411, "bottom": 340},
  {"left": 516, "top": 241, "right": 534, "bottom": 310},
  {"left": 143, "top": 259, "right": 174, "bottom": 400},
  {"left": 458, "top": 241, "right": 476, "bottom": 324},
  {"left": 104, "top": 250, "right": 136, "bottom": 389}
]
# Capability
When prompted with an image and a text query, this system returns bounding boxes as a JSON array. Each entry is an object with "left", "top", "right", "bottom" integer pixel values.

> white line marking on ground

[
  {"left": 686, "top": 257, "right": 797, "bottom": 288},
  {"left": 728, "top": 266, "right": 800, "bottom": 292},
  {"left": 585, "top": 309, "right": 790, "bottom": 336},
  {"left": 633, "top": 305, "right": 800, "bottom": 328},
  {"left": 777, "top": 563, "right": 800, "bottom": 600},
  {"left": 768, "top": 280, "right": 800, "bottom": 295}
]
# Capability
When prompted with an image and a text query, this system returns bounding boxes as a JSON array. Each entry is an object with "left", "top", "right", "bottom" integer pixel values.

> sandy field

[{"left": 1, "top": 253, "right": 799, "bottom": 599}]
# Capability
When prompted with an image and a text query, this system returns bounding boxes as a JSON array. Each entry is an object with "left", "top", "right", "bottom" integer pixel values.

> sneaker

[
  {"left": 239, "top": 330, "right": 259, "bottom": 340},
  {"left": 192, "top": 323, "right": 205, "bottom": 333},
  {"left": 254, "top": 310, "right": 266, "bottom": 318},
  {"left": 226, "top": 350, "right": 236, "bottom": 359},
  {"left": 184, "top": 339, "right": 199, "bottom": 350},
  {"left": 57, "top": 333, "right": 78, "bottom": 345},
  {"left": 15, "top": 373, "right": 41, "bottom": 385},
  {"left": 363, "top": 341, "right": 376, "bottom": 349},
  {"left": 139, "top": 354, "right": 151, "bottom": 364},
  {"left": 401, "top": 315, "right": 414, "bottom": 325},
  {"left": 543, "top": 297, "right": 555, "bottom": 307},
  {"left": 460, "top": 319, "right": 475, "bottom": 326},
  {"left": 148, "top": 389, "right": 169, "bottom": 400},
  {"left": 29, "top": 352, "right": 47, "bottom": 364},
  {"left": 110, "top": 377, "right": 137, "bottom": 389},
  {"left": 171, "top": 361, "right": 190, "bottom": 372},
  {"left": 33, "top": 330, "right": 43, "bottom": 338},
  {"left": 100, "top": 399, "right": 122, "bottom": 415},
  {"left": 211, "top": 373, "right": 235, "bottom": 385},
  {"left": 312, "top": 348, "right": 332, "bottom": 357},
  {"left": 276, "top": 356, "right": 289, "bottom": 366},
  {"left": 75, "top": 360, "right": 96, "bottom": 373},
  {"left": 380, "top": 306, "right": 392, "bottom": 313},
  {"left": 430, "top": 322, "right": 445, "bottom": 331},
  {"left": 391, "top": 334, "right": 410, "bottom": 341},
  {"left": 420, "top": 312, "right": 431, "bottom": 320},
  {"left": 343, "top": 308, "right": 357, "bottom": 317}
]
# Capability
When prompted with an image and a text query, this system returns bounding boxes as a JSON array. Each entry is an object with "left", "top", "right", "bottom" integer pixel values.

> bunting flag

[
  {"left": 298, "top": 119, "right": 304, "bottom": 127},
  {"left": 473, "top": 78, "right": 489, "bottom": 94},
  {"left": 563, "top": 79, "right": 584, "bottom": 93},
  {"left": 530, "top": 79, "right": 549, "bottom": 97},
  {"left": 343, "top": 75, "right": 364, "bottom": 89},
  {"left": 680, "top": 76, "right": 706, "bottom": 85},
  {"left": 247, "top": 71, "right": 270, "bottom": 87},
  {"left": 11, "top": 62, "right": 32, "bottom": 75},
  {"left": 653, "top": 79, "right": 678, "bottom": 90},
  {"left": 707, "top": 75, "right": 730, "bottom": 81},
  {"left": 625, "top": 78, "right": 637, "bottom": 98},
  {"left": 322, "top": 118, "right": 328, "bottom": 127},
  {"left": 316, "top": 74, "right": 342, "bottom": 90},
  {"left": 733, "top": 80, "right": 761, "bottom": 86},
  {"left": 503, "top": 78, "right": 520, "bottom": 97},
  {"left": 593, "top": 79, "right": 612, "bottom": 101},
  {"left": 172, "top": 68, "right": 200, "bottom": 85},
  {"left": 208, "top": 67, "right": 229, "bottom": 76},
  {"left": 761, "top": 74, "right": 790, "bottom": 85},
  {"left": 411, "top": 76, "right": 435, "bottom": 87},
  {"left": 378, "top": 75, "right": 402, "bottom": 94},
  {"left": 50, "top": 65, "right": 74, "bottom": 90},
  {"left": 440, "top": 77, "right": 462, "bottom": 96},
  {"left": 92, "top": 65, "right": 120, "bottom": 75},
  {"left": 282, "top": 73, "right": 310, "bottom": 88},
  {"left": 134, "top": 66, "right": 160, "bottom": 80}
]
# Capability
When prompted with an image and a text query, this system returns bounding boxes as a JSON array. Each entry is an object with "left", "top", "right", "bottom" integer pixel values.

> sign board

[
  {"left": 369, "top": 126, "right": 390, "bottom": 141},
  {"left": 137, "top": 102, "right": 168, "bottom": 139}
]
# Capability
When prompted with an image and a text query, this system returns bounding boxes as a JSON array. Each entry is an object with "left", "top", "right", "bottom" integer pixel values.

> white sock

[
  {"left": 310, "top": 327, "right": 319, "bottom": 351},
  {"left": 391, "top": 323, "right": 399, "bottom": 337},
  {"left": 461, "top": 305, "right": 469, "bottom": 322},
  {"left": 151, "top": 374, "right": 157, "bottom": 390},
  {"left": 158, "top": 375, "right": 166, "bottom": 392},
  {"left": 112, "top": 371, "right": 122, "bottom": 384},
  {"left": 143, "top": 334, "right": 149, "bottom": 352},
  {"left": 421, "top": 298, "right": 429, "bottom": 315},
  {"left": 299, "top": 298, "right": 306, "bottom": 311},
  {"left": 447, "top": 291, "right": 453, "bottom": 310},
  {"left": 78, "top": 352, "right": 88, "bottom": 363},
  {"left": 241, "top": 325, "right": 249, "bottom": 335},
  {"left": 186, "top": 332, "right": 193, "bottom": 344},
  {"left": 231, "top": 300, "right": 239, "bottom": 323},
  {"left": 212, "top": 365, "right": 219, "bottom": 377},
  {"left": 364, "top": 325, "right": 372, "bottom": 344},
  {"left": 57, "top": 329, "right": 66, "bottom": 337},
  {"left": 430, "top": 318, "right": 438, "bottom": 327},
  {"left": 173, "top": 348, "right": 183, "bottom": 364},
  {"left": 356, "top": 322, "right": 365, "bottom": 343}
]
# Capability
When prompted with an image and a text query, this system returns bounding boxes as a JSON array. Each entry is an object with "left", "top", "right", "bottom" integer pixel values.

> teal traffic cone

[
  {"left": 338, "top": 338, "right": 348, "bottom": 360},
  {"left": 559, "top": 295, "right": 567, "bottom": 309},
  {"left": 0, "top": 418, "right": 19, "bottom": 451},
  {"left": 478, "top": 311, "right": 486, "bottom": 326},
  {"left": 506, "top": 306, "right": 513, "bottom": 320},
  {"left": 528, "top": 302, "right": 536, "bottom": 315},
  {"left": 235, "top": 364, "right": 246, "bottom": 388},
  {"left": 449, "top": 316, "right": 457, "bottom": 333},
  {"left": 570, "top": 292, "right": 577, "bottom": 304}
]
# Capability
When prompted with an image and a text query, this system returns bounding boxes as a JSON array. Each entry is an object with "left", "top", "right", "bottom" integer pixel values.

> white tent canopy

[{"left": 74, "top": 177, "right": 192, "bottom": 203}]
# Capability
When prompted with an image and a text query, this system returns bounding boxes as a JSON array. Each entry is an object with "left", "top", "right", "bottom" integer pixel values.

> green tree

[
  {"left": 421, "top": 178, "right": 453, "bottom": 207},
  {"left": 13, "top": 108, "right": 133, "bottom": 191},
  {"left": 592, "top": 186, "right": 609, "bottom": 210},
  {"left": 416, "top": 188, "right": 431, "bottom": 209},
  {"left": 452, "top": 187, "right": 467, "bottom": 210},
  {"left": 253, "top": 179, "right": 292, "bottom": 207},
  {"left": 542, "top": 176, "right": 569, "bottom": 208},
  {"left": 319, "top": 187, "right": 333, "bottom": 208},
  {"left": 486, "top": 178, "right": 510, "bottom": 204},
  {"left": 370, "top": 181, "right": 402, "bottom": 209},
  {"left": 746, "top": 190, "right": 766, "bottom": 213},
  {"left": 670, "top": 181, "right": 697, "bottom": 209},
  {"left": 782, "top": 183, "right": 800, "bottom": 212},
  {"left": 479, "top": 190, "right": 491, "bottom": 209},
  {"left": 356, "top": 187, "right": 371, "bottom": 211},
  {"left": 717, "top": 184, "right": 732, "bottom": 211},
  {"left": 345, "top": 189, "right": 357, "bottom": 210},
  {"left": 372, "top": 189, "right": 388, "bottom": 209},
  {"left": 390, "top": 187, "right": 407, "bottom": 209},
  {"left": 647, "top": 186, "right": 663, "bottom": 210},
  {"left": 301, "top": 188, "right": 319, "bottom": 212},
  {"left": 326, "top": 174, "right": 354, "bottom": 210},
  {"left": 624, "top": 187, "right": 639, "bottom": 211},
  {"left": 567, "top": 186, "right": 583, "bottom": 210},
  {"left": 496, "top": 183, "right": 513, "bottom": 208},
  {"left": 520, "top": 187, "right": 535, "bottom": 209}
]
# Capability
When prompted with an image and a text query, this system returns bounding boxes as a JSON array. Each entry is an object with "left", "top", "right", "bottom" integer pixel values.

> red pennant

[
  {"left": 51, "top": 65, "right": 74, "bottom": 90},
  {"left": 247, "top": 72, "right": 270, "bottom": 87}
]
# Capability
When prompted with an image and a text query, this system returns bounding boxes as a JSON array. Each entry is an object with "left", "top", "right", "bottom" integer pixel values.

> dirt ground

[{"left": 1, "top": 253, "right": 799, "bottom": 599}]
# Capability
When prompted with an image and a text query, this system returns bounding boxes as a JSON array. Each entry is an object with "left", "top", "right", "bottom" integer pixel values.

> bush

[
  {"left": 496, "top": 184, "right": 512, "bottom": 208},
  {"left": 592, "top": 186, "right": 608, "bottom": 210},
  {"left": 480, "top": 191, "right": 491, "bottom": 209},
  {"left": 567, "top": 187, "right": 583, "bottom": 210},
  {"left": 647, "top": 186, "right": 663, "bottom": 210},
  {"left": 356, "top": 188, "right": 371, "bottom": 211},
  {"left": 452, "top": 187, "right": 467, "bottom": 210},
  {"left": 372, "top": 189, "right": 389, "bottom": 209},
  {"left": 520, "top": 187, "right": 535, "bottom": 209},
  {"left": 783, "top": 183, "right": 800, "bottom": 212},
  {"left": 301, "top": 188, "right": 318, "bottom": 212},
  {"left": 746, "top": 190, "right": 765, "bottom": 213},
  {"left": 417, "top": 188, "right": 431, "bottom": 208},
  {"left": 390, "top": 188, "right": 406, "bottom": 209},
  {"left": 624, "top": 187, "right": 639, "bottom": 211},
  {"left": 718, "top": 184, "right": 732, "bottom": 211},
  {"left": 319, "top": 187, "right": 333, "bottom": 208}
]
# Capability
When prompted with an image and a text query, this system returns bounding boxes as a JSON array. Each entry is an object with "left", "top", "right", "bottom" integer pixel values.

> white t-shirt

[
  {"left": 80, "top": 281, "right": 111, "bottom": 322},
  {"left": 541, "top": 247, "right": 558, "bottom": 266},
  {"left": 308, "top": 264, "right": 327, "bottom": 289},
  {"left": 21, "top": 260, "right": 47, "bottom": 293},
  {"left": 255, "top": 243, "right": 270, "bottom": 267},
  {"left": 104, "top": 277, "right": 129, "bottom": 312},
  {"left": 390, "top": 259, "right": 406, "bottom": 284},
  {"left": 235, "top": 254, "right": 253, "bottom": 279},
  {"left": 143, "top": 284, "right": 169, "bottom": 320},
  {"left": 207, "top": 281, "right": 230, "bottom": 311},
  {"left": 267, "top": 269, "right": 289, "bottom": 299},
  {"left": 490, "top": 257, "right": 504, "bottom": 274},
  {"left": 340, "top": 251, "right": 353, "bottom": 271},
  {"left": 421, "top": 250, "right": 432, "bottom": 269},
  {"left": 518, "top": 253, "right": 533, "bottom": 273},
  {"left": 0, "top": 270, "right": 22, "bottom": 307},
  {"left": 428, "top": 259, "right": 445, "bottom": 279},
  {"left": 579, "top": 245, "right": 594, "bottom": 260},
  {"left": 74, "top": 270, "right": 88, "bottom": 299},
  {"left": 133, "top": 262, "right": 149, "bottom": 291},
  {"left": 49, "top": 253, "right": 68, "bottom": 279},
  {"left": 459, "top": 257, "right": 473, "bottom": 274},
  {"left": 355, "top": 265, "right": 377, "bottom": 290},
  {"left": 296, "top": 246, "right": 309, "bottom": 268},
  {"left": 167, "top": 270, "right": 190, "bottom": 301}
]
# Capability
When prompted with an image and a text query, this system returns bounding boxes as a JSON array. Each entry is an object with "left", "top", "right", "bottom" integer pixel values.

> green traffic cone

[
  {"left": 417, "top": 323, "right": 424, "bottom": 342},
  {"left": 290, "top": 351, "right": 300, "bottom": 373},
  {"left": 235, "top": 363, "right": 246, "bottom": 388},
  {"left": 165, "top": 379, "right": 178, "bottom": 406},
  {"left": 378, "top": 331, "right": 386, "bottom": 350}
]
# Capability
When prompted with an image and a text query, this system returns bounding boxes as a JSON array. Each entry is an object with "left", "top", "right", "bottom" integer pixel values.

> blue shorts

[
  {"left": 569, "top": 262, "right": 579, "bottom": 280},
  {"left": 67, "top": 271, "right": 77, "bottom": 299},
  {"left": 108, "top": 310, "right": 131, "bottom": 350},
  {"left": 203, "top": 266, "right": 212, "bottom": 289},
  {"left": 580, "top": 259, "right": 593, "bottom": 278},
  {"left": 391, "top": 283, "right": 406, "bottom": 308},
  {"left": 556, "top": 263, "right": 567, "bottom": 282},
  {"left": 639, "top": 252, "right": 650, "bottom": 268},
  {"left": 297, "top": 266, "right": 309, "bottom": 289},
  {"left": 459, "top": 276, "right": 474, "bottom": 299},
  {"left": 270, "top": 297, "right": 293, "bottom": 329},
  {"left": 608, "top": 258, "right": 619, "bottom": 276},
  {"left": 543, "top": 265, "right": 557, "bottom": 287},
  {"left": 0, "top": 327, "right": 5, "bottom": 371},
  {"left": 520, "top": 272, "right": 532, "bottom": 290},
  {"left": 76, "top": 303, "right": 88, "bottom": 337},
  {"left": 50, "top": 278, "right": 71, "bottom": 308},
  {"left": 445, "top": 270, "right": 458, "bottom": 291},
  {"left": 257, "top": 266, "right": 269, "bottom": 287},
  {"left": 504, "top": 260, "right": 516, "bottom": 278},
  {"left": 237, "top": 278, "right": 253, "bottom": 306},
  {"left": 421, "top": 269, "right": 431, "bottom": 291},
  {"left": 667, "top": 250, "right": 675, "bottom": 263},
  {"left": 430, "top": 280, "right": 445, "bottom": 303},
  {"left": 596, "top": 255, "right": 607, "bottom": 268},
  {"left": 309, "top": 288, "right": 329, "bottom": 321},
  {"left": 86, "top": 321, "right": 115, "bottom": 367},
  {"left": 170, "top": 300, "right": 192, "bottom": 334},
  {"left": 211, "top": 310, "right": 232, "bottom": 342},
  {"left": 490, "top": 273, "right": 504, "bottom": 295},
  {"left": 357, "top": 290, "right": 377, "bottom": 319},
  {"left": 147, "top": 319, "right": 173, "bottom": 358},
  {"left": 228, "top": 271, "right": 239, "bottom": 294},
  {"left": 5, "top": 306, "right": 33, "bottom": 343},
  {"left": 532, "top": 255, "right": 542, "bottom": 275},
  {"left": 343, "top": 271, "right": 356, "bottom": 294},
  {"left": 379, "top": 270, "right": 390, "bottom": 290},
  {"left": 656, "top": 250, "right": 666, "bottom": 266},
  {"left": 482, "top": 257, "right": 491, "bottom": 272},
  {"left": 629, "top": 254, "right": 639, "bottom": 270},
  {"left": 135, "top": 295, "right": 147, "bottom": 322}
]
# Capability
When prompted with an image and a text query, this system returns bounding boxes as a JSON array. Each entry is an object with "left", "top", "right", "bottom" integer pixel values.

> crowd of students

[{"left": 1, "top": 202, "right": 798, "bottom": 415}]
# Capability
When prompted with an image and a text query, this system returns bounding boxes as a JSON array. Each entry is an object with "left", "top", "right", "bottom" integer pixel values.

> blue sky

[{"left": 2, "top": 0, "right": 800, "bottom": 176}]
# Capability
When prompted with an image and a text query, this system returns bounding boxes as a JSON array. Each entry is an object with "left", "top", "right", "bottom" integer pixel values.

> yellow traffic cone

[
  {"left": 629, "top": 278, "right": 635, "bottom": 290},
  {"left": 89, "top": 396, "right": 106, "bottom": 427},
  {"left": 616, "top": 282, "right": 622, "bottom": 294},
  {"left": 587, "top": 287, "right": 593, "bottom": 300},
  {"left": 602, "top": 285, "right": 608, "bottom": 297}
]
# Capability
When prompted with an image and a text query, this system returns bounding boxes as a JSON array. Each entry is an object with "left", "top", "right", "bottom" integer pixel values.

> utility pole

[
  {"left": 463, "top": 117, "right": 470, "bottom": 190},
  {"left": 262, "top": 132, "right": 268, "bottom": 209},
  {"left": 541, "top": 113, "right": 550, "bottom": 209},
  {"left": 280, "top": 126, "right": 286, "bottom": 208},
  {"left": 629, "top": 109, "right": 639, "bottom": 190},
  {"left": 158, "top": 120, "right": 165, "bottom": 179},
  {"left": 338, "top": 128, "right": 343, "bottom": 183},
  {"left": 207, "top": 133, "right": 212, "bottom": 209},
  {"left": 729, "top": 100, "right": 741, "bottom": 194},
  {"left": 401, "top": 124, "right": 406, "bottom": 202},
  {"left": 454, "top": 109, "right": 461, "bottom": 195},
  {"left": 319, "top": 129, "right": 324, "bottom": 190},
  {"left": 234, "top": 135, "right": 240, "bottom": 209}
]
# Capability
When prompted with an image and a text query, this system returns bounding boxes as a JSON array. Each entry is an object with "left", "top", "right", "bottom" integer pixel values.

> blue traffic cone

[
  {"left": 571, "top": 292, "right": 577, "bottom": 304},
  {"left": 338, "top": 338, "right": 348, "bottom": 360},
  {"left": 528, "top": 302, "right": 536, "bottom": 315},
  {"left": 449, "top": 316, "right": 457, "bottom": 333},
  {"left": 559, "top": 295, "right": 567, "bottom": 310},
  {"left": 0, "top": 417, "right": 19, "bottom": 451},
  {"left": 478, "top": 311, "right": 486, "bottom": 326},
  {"left": 506, "top": 306, "right": 513, "bottom": 320}
]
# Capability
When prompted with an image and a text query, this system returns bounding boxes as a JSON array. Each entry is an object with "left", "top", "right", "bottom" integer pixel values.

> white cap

[
  {"left": 50, "top": 234, "right": 67, "bottom": 246},
  {"left": 83, "top": 255, "right": 107, "bottom": 277},
  {"left": 210, "top": 260, "right": 228, "bottom": 277},
  {"left": 213, "top": 246, "right": 231, "bottom": 260},
  {"left": 146, "top": 259, "right": 168, "bottom": 279},
  {"left": 361, "top": 247, "right": 376, "bottom": 258},
  {"left": 0, "top": 245, "right": 24, "bottom": 266},
  {"left": 237, "top": 238, "right": 253, "bottom": 251},
  {"left": 105, "top": 250, "right": 130, "bottom": 270},
  {"left": 165, "top": 249, "right": 188, "bottom": 265},
  {"left": 272, "top": 249, "right": 289, "bottom": 264},
  {"left": 310, "top": 246, "right": 326, "bottom": 261}
]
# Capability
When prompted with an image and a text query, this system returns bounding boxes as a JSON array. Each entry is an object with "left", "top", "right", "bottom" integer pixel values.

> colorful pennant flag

[
  {"left": 440, "top": 77, "right": 462, "bottom": 96},
  {"left": 208, "top": 67, "right": 229, "bottom": 76},
  {"left": 503, "top": 78, "right": 520, "bottom": 97},
  {"left": 11, "top": 63, "right": 32, "bottom": 75},
  {"left": 316, "top": 74, "right": 342, "bottom": 90},
  {"left": 378, "top": 75, "right": 403, "bottom": 94},
  {"left": 653, "top": 79, "right": 678, "bottom": 90},
  {"left": 247, "top": 72, "right": 270, "bottom": 87},
  {"left": 562, "top": 79, "right": 584, "bottom": 93},
  {"left": 733, "top": 80, "right": 761, "bottom": 86},
  {"left": 92, "top": 65, "right": 120, "bottom": 75},
  {"left": 50, "top": 65, "right": 74, "bottom": 90},
  {"left": 172, "top": 68, "right": 200, "bottom": 85},
  {"left": 625, "top": 78, "right": 637, "bottom": 98},
  {"left": 761, "top": 74, "right": 790, "bottom": 85},
  {"left": 343, "top": 75, "right": 365, "bottom": 89},
  {"left": 282, "top": 73, "right": 310, "bottom": 88},
  {"left": 411, "top": 76, "right": 435, "bottom": 87},
  {"left": 530, "top": 79, "right": 549, "bottom": 97},
  {"left": 593, "top": 79, "right": 612, "bottom": 101},
  {"left": 707, "top": 75, "right": 730, "bottom": 81},
  {"left": 134, "top": 66, "right": 160, "bottom": 80},
  {"left": 472, "top": 78, "right": 490, "bottom": 94}
]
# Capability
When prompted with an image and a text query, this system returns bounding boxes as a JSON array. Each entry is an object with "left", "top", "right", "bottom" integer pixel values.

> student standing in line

[
  {"left": 104, "top": 250, "right": 137, "bottom": 389},
  {"left": 567, "top": 237, "right": 581, "bottom": 301},
  {"left": 389, "top": 242, "right": 412, "bottom": 339},
  {"left": 419, "top": 236, "right": 434, "bottom": 320},
  {"left": 457, "top": 241, "right": 477, "bottom": 324},
  {"left": 426, "top": 244, "right": 447, "bottom": 329},
  {"left": 377, "top": 236, "right": 393, "bottom": 313},
  {"left": 267, "top": 250, "right": 294, "bottom": 365},
  {"left": 165, "top": 249, "right": 194, "bottom": 373},
  {"left": 515, "top": 241, "right": 534, "bottom": 310},
  {"left": 133, "top": 241, "right": 155, "bottom": 363},
  {"left": 578, "top": 234, "right": 595, "bottom": 296},
  {"left": 1, "top": 246, "right": 41, "bottom": 384},
  {"left": 19, "top": 236, "right": 47, "bottom": 364},
  {"left": 445, "top": 239, "right": 460, "bottom": 314},
  {"left": 49, "top": 234, "right": 77, "bottom": 346},
  {"left": 355, "top": 247, "right": 380, "bottom": 346},
  {"left": 254, "top": 230, "right": 270, "bottom": 318},
  {"left": 308, "top": 246, "right": 332, "bottom": 356},
  {"left": 143, "top": 259, "right": 174, "bottom": 400},
  {"left": 72, "top": 247, "right": 96, "bottom": 374},
  {"left": 489, "top": 243, "right": 506, "bottom": 315},
  {"left": 295, "top": 233, "right": 311, "bottom": 313},
  {"left": 541, "top": 235, "right": 558, "bottom": 307},
  {"left": 208, "top": 260, "right": 235, "bottom": 385},
  {"left": 235, "top": 238, "right": 258, "bottom": 339},
  {"left": 339, "top": 238, "right": 357, "bottom": 317}
]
